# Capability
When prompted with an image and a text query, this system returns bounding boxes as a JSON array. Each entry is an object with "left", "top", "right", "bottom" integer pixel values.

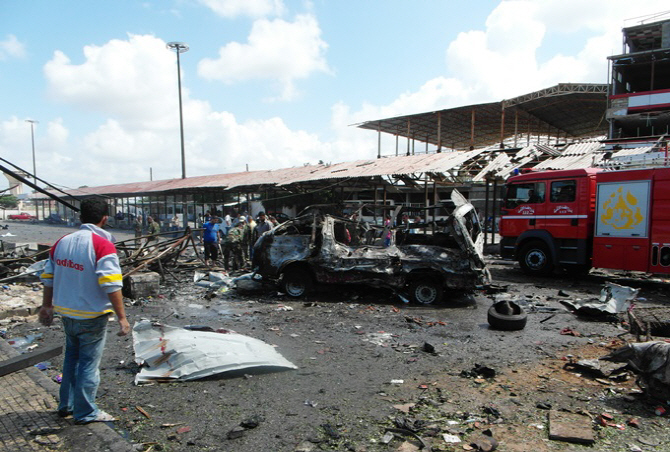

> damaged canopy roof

[{"left": 355, "top": 83, "right": 609, "bottom": 151}]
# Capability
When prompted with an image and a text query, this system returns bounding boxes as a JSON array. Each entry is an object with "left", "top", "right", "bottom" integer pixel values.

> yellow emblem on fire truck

[{"left": 600, "top": 187, "right": 643, "bottom": 230}]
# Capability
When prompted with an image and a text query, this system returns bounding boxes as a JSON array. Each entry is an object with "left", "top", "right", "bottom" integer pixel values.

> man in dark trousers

[
  {"left": 38, "top": 198, "right": 129, "bottom": 424},
  {"left": 202, "top": 216, "right": 222, "bottom": 266}
]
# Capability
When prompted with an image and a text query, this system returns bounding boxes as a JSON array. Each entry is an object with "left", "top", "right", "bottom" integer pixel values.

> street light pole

[
  {"left": 25, "top": 119, "right": 38, "bottom": 185},
  {"left": 166, "top": 42, "right": 189, "bottom": 179}
]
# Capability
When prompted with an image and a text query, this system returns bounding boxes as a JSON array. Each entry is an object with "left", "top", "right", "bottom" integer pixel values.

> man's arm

[
  {"left": 39, "top": 286, "right": 54, "bottom": 326},
  {"left": 108, "top": 290, "right": 130, "bottom": 336}
]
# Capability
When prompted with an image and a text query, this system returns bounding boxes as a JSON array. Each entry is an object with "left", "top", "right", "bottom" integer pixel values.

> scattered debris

[
  {"left": 421, "top": 342, "right": 435, "bottom": 354},
  {"left": 117, "top": 230, "right": 204, "bottom": 284},
  {"left": 603, "top": 341, "right": 670, "bottom": 402},
  {"left": 442, "top": 433, "right": 461, "bottom": 443},
  {"left": 469, "top": 428, "right": 498, "bottom": 451},
  {"left": 227, "top": 426, "right": 246, "bottom": 440},
  {"left": 132, "top": 319, "right": 297, "bottom": 383},
  {"left": 233, "top": 273, "right": 265, "bottom": 293},
  {"left": 123, "top": 272, "right": 161, "bottom": 299},
  {"left": 240, "top": 415, "right": 264, "bottom": 429},
  {"left": 626, "top": 306, "right": 670, "bottom": 339},
  {"left": 0, "top": 344, "right": 61, "bottom": 377},
  {"left": 135, "top": 406, "right": 151, "bottom": 419},
  {"left": 320, "top": 423, "right": 340, "bottom": 439},
  {"left": 393, "top": 403, "right": 415, "bottom": 414},
  {"left": 548, "top": 411, "right": 595, "bottom": 445},
  {"left": 560, "top": 282, "right": 639, "bottom": 317},
  {"left": 461, "top": 364, "right": 496, "bottom": 379},
  {"left": 559, "top": 327, "right": 581, "bottom": 337},
  {"left": 564, "top": 358, "right": 629, "bottom": 380},
  {"left": 384, "top": 427, "right": 428, "bottom": 450}
]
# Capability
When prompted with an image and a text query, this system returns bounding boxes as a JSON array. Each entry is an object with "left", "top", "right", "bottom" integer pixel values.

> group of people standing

[
  {"left": 130, "top": 210, "right": 278, "bottom": 270},
  {"left": 201, "top": 211, "right": 275, "bottom": 270}
]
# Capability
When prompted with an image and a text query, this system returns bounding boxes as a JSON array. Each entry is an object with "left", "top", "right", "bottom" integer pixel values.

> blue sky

[{"left": 1, "top": 0, "right": 668, "bottom": 190}]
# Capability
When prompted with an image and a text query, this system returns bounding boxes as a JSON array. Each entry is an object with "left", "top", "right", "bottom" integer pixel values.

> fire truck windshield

[{"left": 505, "top": 182, "right": 545, "bottom": 208}]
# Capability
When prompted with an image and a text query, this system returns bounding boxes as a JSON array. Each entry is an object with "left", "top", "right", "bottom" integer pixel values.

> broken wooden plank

[
  {"left": 0, "top": 344, "right": 63, "bottom": 377},
  {"left": 122, "top": 233, "right": 191, "bottom": 279}
]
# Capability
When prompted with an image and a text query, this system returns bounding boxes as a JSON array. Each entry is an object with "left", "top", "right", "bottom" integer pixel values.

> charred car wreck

[{"left": 252, "top": 190, "right": 491, "bottom": 304}]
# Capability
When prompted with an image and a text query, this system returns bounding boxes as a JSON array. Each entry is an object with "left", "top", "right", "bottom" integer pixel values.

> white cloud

[
  {"left": 198, "top": 0, "right": 285, "bottom": 18},
  {"left": 44, "top": 34, "right": 180, "bottom": 129},
  {"left": 0, "top": 34, "right": 26, "bottom": 60},
  {"left": 329, "top": 1, "right": 670, "bottom": 156},
  {"left": 19, "top": 33, "right": 334, "bottom": 186},
  {"left": 0, "top": 117, "right": 72, "bottom": 187},
  {"left": 443, "top": 0, "right": 670, "bottom": 101},
  {"left": 197, "top": 14, "right": 329, "bottom": 100},
  {"left": 534, "top": 0, "right": 670, "bottom": 34}
]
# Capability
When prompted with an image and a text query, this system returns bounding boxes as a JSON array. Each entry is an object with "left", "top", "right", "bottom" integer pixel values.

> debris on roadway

[
  {"left": 132, "top": 319, "right": 297, "bottom": 383},
  {"left": 560, "top": 281, "right": 639, "bottom": 317},
  {"left": 603, "top": 341, "right": 670, "bottom": 402}
]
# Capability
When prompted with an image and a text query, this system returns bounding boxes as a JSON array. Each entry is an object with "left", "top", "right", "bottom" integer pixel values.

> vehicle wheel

[
  {"left": 518, "top": 240, "right": 554, "bottom": 276},
  {"left": 487, "top": 301, "right": 527, "bottom": 331},
  {"left": 408, "top": 279, "right": 443, "bottom": 305},
  {"left": 281, "top": 267, "right": 312, "bottom": 298}
]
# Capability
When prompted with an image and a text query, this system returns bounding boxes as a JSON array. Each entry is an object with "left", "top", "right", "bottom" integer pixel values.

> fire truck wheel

[
  {"left": 408, "top": 279, "right": 443, "bottom": 305},
  {"left": 487, "top": 301, "right": 528, "bottom": 331},
  {"left": 519, "top": 240, "right": 554, "bottom": 276},
  {"left": 281, "top": 267, "right": 313, "bottom": 297}
]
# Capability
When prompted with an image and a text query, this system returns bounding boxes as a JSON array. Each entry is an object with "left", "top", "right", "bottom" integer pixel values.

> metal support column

[{"left": 484, "top": 180, "right": 490, "bottom": 245}]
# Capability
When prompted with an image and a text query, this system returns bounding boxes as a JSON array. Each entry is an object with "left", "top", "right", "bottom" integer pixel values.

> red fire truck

[{"left": 499, "top": 165, "right": 670, "bottom": 275}]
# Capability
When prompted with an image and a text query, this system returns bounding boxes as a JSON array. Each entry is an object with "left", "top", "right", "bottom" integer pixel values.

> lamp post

[
  {"left": 25, "top": 119, "right": 38, "bottom": 185},
  {"left": 166, "top": 41, "right": 189, "bottom": 179}
]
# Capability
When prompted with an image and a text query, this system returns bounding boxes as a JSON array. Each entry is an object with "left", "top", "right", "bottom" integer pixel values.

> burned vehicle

[{"left": 252, "top": 190, "right": 490, "bottom": 304}]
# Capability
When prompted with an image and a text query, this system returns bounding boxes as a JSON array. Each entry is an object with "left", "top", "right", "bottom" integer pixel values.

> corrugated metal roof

[
  {"left": 356, "top": 83, "right": 608, "bottom": 151},
  {"left": 611, "top": 146, "right": 655, "bottom": 157},
  {"left": 532, "top": 141, "right": 603, "bottom": 170},
  {"left": 39, "top": 141, "right": 665, "bottom": 201},
  {"left": 472, "top": 153, "right": 511, "bottom": 182},
  {"left": 276, "top": 149, "right": 486, "bottom": 185}
]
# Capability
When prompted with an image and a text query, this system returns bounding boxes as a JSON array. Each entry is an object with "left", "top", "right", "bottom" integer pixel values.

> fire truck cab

[{"left": 499, "top": 167, "right": 670, "bottom": 276}]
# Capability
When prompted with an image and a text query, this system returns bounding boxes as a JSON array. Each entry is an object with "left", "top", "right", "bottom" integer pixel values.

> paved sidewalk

[{"left": 0, "top": 337, "right": 134, "bottom": 452}]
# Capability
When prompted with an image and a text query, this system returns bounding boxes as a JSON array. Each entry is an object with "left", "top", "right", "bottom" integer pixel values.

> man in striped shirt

[{"left": 39, "top": 198, "right": 129, "bottom": 424}]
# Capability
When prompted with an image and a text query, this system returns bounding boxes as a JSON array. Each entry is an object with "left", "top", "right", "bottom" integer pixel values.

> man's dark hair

[{"left": 80, "top": 198, "right": 109, "bottom": 224}]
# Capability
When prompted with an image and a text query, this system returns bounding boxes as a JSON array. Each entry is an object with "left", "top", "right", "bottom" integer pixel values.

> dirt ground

[{"left": 2, "top": 220, "right": 670, "bottom": 452}]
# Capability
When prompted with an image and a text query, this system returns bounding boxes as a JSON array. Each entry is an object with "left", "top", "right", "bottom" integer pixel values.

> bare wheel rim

[
  {"left": 415, "top": 284, "right": 438, "bottom": 304},
  {"left": 285, "top": 280, "right": 305, "bottom": 296},
  {"left": 525, "top": 249, "right": 547, "bottom": 270}
]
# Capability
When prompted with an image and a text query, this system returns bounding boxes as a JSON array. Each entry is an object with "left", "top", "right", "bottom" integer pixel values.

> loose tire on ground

[
  {"left": 281, "top": 267, "right": 313, "bottom": 297},
  {"left": 487, "top": 301, "right": 528, "bottom": 331},
  {"left": 518, "top": 240, "right": 554, "bottom": 276},
  {"left": 408, "top": 279, "right": 443, "bottom": 305}
]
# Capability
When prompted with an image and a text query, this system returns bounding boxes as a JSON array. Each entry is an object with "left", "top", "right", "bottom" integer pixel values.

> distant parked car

[{"left": 8, "top": 212, "right": 37, "bottom": 220}]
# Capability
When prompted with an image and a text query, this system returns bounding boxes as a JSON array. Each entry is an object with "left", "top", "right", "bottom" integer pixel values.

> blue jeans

[{"left": 59, "top": 315, "right": 109, "bottom": 423}]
